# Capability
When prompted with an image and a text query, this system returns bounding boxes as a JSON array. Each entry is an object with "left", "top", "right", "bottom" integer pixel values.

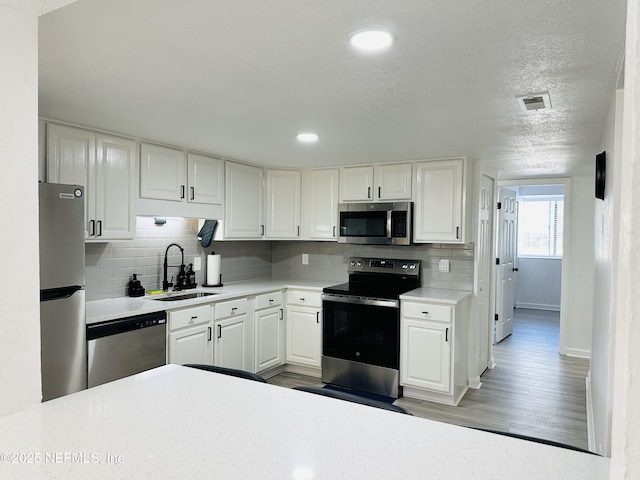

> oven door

[{"left": 322, "top": 294, "right": 400, "bottom": 369}]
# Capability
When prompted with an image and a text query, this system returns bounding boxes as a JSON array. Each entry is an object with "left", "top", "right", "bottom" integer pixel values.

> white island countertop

[{"left": 0, "top": 365, "right": 608, "bottom": 479}]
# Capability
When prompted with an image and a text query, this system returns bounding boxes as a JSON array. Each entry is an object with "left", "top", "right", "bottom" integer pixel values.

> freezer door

[
  {"left": 40, "top": 289, "right": 87, "bottom": 401},
  {"left": 39, "top": 183, "right": 85, "bottom": 290}
]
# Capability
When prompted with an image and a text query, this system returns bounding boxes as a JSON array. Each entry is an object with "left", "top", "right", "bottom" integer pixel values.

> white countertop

[
  {"left": 0, "top": 365, "right": 608, "bottom": 479},
  {"left": 400, "top": 287, "right": 472, "bottom": 303},
  {"left": 86, "top": 279, "right": 334, "bottom": 324}
]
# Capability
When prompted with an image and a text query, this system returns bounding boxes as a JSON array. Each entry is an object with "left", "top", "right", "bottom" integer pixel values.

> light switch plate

[
  {"left": 438, "top": 259, "right": 450, "bottom": 273},
  {"left": 302, "top": 253, "right": 309, "bottom": 265},
  {"left": 193, "top": 257, "right": 201, "bottom": 271}
]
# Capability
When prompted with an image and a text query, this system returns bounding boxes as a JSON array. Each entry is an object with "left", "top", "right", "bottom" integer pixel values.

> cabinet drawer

[
  {"left": 286, "top": 289, "right": 322, "bottom": 307},
  {"left": 214, "top": 297, "right": 249, "bottom": 320},
  {"left": 402, "top": 302, "right": 452, "bottom": 323},
  {"left": 169, "top": 304, "right": 212, "bottom": 331},
  {"left": 255, "top": 291, "right": 283, "bottom": 310}
]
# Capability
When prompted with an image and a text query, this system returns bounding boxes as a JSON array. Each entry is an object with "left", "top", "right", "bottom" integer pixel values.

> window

[{"left": 517, "top": 196, "right": 563, "bottom": 257}]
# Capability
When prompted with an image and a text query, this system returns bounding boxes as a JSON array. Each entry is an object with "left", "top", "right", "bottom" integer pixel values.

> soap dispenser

[{"left": 127, "top": 274, "right": 145, "bottom": 297}]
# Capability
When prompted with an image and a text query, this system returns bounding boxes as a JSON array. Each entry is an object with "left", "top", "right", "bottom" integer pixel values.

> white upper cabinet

[
  {"left": 340, "top": 166, "right": 374, "bottom": 201},
  {"left": 414, "top": 158, "right": 470, "bottom": 244},
  {"left": 374, "top": 163, "right": 412, "bottom": 201},
  {"left": 187, "top": 153, "right": 224, "bottom": 205},
  {"left": 265, "top": 169, "right": 301, "bottom": 239},
  {"left": 46, "top": 123, "right": 137, "bottom": 241},
  {"left": 140, "top": 143, "right": 186, "bottom": 202},
  {"left": 223, "top": 161, "right": 264, "bottom": 239},
  {"left": 303, "top": 169, "right": 339, "bottom": 241},
  {"left": 340, "top": 163, "right": 412, "bottom": 202}
]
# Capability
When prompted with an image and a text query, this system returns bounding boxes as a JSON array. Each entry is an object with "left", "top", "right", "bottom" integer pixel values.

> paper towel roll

[{"left": 206, "top": 254, "right": 222, "bottom": 286}]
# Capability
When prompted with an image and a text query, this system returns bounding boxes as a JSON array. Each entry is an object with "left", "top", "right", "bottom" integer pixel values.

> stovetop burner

[{"left": 323, "top": 257, "right": 421, "bottom": 300}]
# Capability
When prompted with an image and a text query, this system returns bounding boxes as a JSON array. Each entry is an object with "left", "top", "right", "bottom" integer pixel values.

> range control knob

[
  {"left": 350, "top": 261, "right": 356, "bottom": 266},
  {"left": 409, "top": 264, "right": 417, "bottom": 270},
  {"left": 356, "top": 261, "right": 363, "bottom": 267},
  {"left": 402, "top": 264, "right": 408, "bottom": 269}
]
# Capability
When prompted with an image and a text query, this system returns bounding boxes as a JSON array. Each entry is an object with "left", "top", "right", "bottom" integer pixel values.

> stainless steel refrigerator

[{"left": 39, "top": 182, "right": 87, "bottom": 401}]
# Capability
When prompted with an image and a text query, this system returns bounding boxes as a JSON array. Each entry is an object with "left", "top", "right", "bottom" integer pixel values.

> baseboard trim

[
  {"left": 586, "top": 370, "right": 595, "bottom": 452},
  {"left": 515, "top": 302, "right": 560, "bottom": 311},
  {"left": 562, "top": 347, "right": 591, "bottom": 359},
  {"left": 468, "top": 375, "right": 482, "bottom": 389}
]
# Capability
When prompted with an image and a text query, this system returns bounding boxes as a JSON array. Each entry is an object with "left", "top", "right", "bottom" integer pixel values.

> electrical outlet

[
  {"left": 302, "top": 253, "right": 309, "bottom": 265},
  {"left": 438, "top": 259, "right": 450, "bottom": 273},
  {"left": 193, "top": 257, "right": 201, "bottom": 271}
]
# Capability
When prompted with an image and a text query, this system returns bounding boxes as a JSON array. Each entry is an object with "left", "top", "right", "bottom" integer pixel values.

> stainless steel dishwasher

[{"left": 87, "top": 311, "right": 167, "bottom": 388}]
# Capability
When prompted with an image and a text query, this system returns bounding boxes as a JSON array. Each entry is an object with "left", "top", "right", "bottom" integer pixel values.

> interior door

[
  {"left": 495, "top": 187, "right": 517, "bottom": 343},
  {"left": 470, "top": 174, "right": 494, "bottom": 384}
]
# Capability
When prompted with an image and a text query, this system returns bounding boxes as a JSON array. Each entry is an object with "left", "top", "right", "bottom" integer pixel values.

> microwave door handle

[{"left": 387, "top": 210, "right": 392, "bottom": 239}]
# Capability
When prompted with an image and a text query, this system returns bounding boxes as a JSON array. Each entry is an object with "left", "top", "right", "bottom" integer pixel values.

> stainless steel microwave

[{"left": 337, "top": 202, "right": 412, "bottom": 245}]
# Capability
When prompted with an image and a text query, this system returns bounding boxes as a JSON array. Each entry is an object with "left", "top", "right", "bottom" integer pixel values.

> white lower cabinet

[
  {"left": 254, "top": 291, "right": 285, "bottom": 373},
  {"left": 400, "top": 295, "right": 470, "bottom": 406},
  {"left": 168, "top": 304, "right": 213, "bottom": 366},
  {"left": 286, "top": 290, "right": 322, "bottom": 369},
  {"left": 214, "top": 297, "right": 252, "bottom": 371}
]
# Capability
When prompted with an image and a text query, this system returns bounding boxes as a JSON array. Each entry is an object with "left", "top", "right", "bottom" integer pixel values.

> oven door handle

[{"left": 321, "top": 294, "right": 398, "bottom": 308}]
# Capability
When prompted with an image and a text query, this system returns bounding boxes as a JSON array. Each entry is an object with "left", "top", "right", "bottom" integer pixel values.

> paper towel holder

[{"left": 203, "top": 275, "right": 223, "bottom": 288}]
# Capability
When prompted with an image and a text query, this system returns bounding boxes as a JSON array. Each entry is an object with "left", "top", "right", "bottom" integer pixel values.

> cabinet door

[
  {"left": 169, "top": 323, "right": 213, "bottom": 366},
  {"left": 93, "top": 135, "right": 137, "bottom": 240},
  {"left": 305, "top": 169, "right": 339, "bottom": 240},
  {"left": 286, "top": 306, "right": 321, "bottom": 367},
  {"left": 187, "top": 153, "right": 223, "bottom": 205},
  {"left": 265, "top": 169, "right": 301, "bottom": 239},
  {"left": 255, "top": 307, "right": 284, "bottom": 372},
  {"left": 340, "top": 166, "right": 374, "bottom": 202},
  {"left": 214, "top": 314, "right": 247, "bottom": 370},
  {"left": 401, "top": 318, "right": 451, "bottom": 393},
  {"left": 46, "top": 124, "right": 95, "bottom": 238},
  {"left": 224, "top": 162, "right": 264, "bottom": 238},
  {"left": 414, "top": 160, "right": 464, "bottom": 243},
  {"left": 140, "top": 143, "right": 186, "bottom": 202},
  {"left": 375, "top": 163, "right": 412, "bottom": 200}
]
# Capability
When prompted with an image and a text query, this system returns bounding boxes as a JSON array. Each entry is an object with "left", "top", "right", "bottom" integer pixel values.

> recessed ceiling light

[
  {"left": 349, "top": 30, "right": 394, "bottom": 52},
  {"left": 297, "top": 133, "right": 319, "bottom": 143}
]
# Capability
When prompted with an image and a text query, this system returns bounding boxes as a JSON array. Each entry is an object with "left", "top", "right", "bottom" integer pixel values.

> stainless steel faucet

[{"left": 163, "top": 243, "right": 185, "bottom": 291}]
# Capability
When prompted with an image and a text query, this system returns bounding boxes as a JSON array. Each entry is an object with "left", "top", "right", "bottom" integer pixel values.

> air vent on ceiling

[{"left": 516, "top": 91, "right": 551, "bottom": 113}]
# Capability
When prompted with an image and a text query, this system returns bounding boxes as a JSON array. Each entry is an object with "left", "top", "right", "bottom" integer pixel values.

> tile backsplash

[{"left": 85, "top": 217, "right": 474, "bottom": 301}]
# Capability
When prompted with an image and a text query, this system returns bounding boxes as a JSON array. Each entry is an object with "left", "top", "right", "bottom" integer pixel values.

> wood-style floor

[{"left": 268, "top": 308, "right": 590, "bottom": 450}]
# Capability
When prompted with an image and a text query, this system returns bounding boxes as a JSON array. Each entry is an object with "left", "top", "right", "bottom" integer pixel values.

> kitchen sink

[{"left": 151, "top": 291, "right": 218, "bottom": 302}]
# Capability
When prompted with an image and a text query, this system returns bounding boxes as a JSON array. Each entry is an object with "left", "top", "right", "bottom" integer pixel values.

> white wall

[
  {"left": 0, "top": 3, "right": 42, "bottom": 414},
  {"left": 590, "top": 88, "right": 623, "bottom": 457},
  {"left": 611, "top": 0, "right": 640, "bottom": 475},
  {"left": 561, "top": 175, "right": 595, "bottom": 358},
  {"left": 516, "top": 257, "right": 562, "bottom": 310}
]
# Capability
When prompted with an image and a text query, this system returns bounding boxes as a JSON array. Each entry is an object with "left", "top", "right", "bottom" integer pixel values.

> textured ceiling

[{"left": 38, "top": 0, "right": 626, "bottom": 179}]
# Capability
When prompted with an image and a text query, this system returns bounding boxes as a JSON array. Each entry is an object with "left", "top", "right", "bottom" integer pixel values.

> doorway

[{"left": 493, "top": 178, "right": 570, "bottom": 355}]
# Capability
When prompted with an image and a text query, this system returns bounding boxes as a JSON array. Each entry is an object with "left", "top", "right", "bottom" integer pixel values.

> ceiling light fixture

[
  {"left": 349, "top": 29, "right": 394, "bottom": 52},
  {"left": 296, "top": 133, "right": 319, "bottom": 143}
]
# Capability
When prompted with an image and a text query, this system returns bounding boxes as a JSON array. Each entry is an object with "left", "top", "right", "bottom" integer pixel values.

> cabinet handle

[
  {"left": 316, "top": 311, "right": 319, "bottom": 324},
  {"left": 269, "top": 299, "right": 274, "bottom": 303},
  {"left": 456, "top": 226, "right": 460, "bottom": 239},
  {"left": 97, "top": 220, "right": 102, "bottom": 237},
  {"left": 181, "top": 185, "right": 185, "bottom": 199},
  {"left": 190, "top": 186, "right": 195, "bottom": 200},
  {"left": 378, "top": 186, "right": 381, "bottom": 198},
  {"left": 279, "top": 308, "right": 284, "bottom": 320},
  {"left": 422, "top": 311, "right": 429, "bottom": 315},
  {"left": 367, "top": 187, "right": 371, "bottom": 199},
  {"left": 445, "top": 328, "right": 449, "bottom": 342},
  {"left": 333, "top": 226, "right": 336, "bottom": 237},
  {"left": 208, "top": 326, "right": 212, "bottom": 342},
  {"left": 190, "top": 315, "right": 198, "bottom": 324},
  {"left": 299, "top": 298, "right": 305, "bottom": 302},
  {"left": 231, "top": 307, "right": 237, "bottom": 314},
  {"left": 90, "top": 220, "right": 95, "bottom": 236},
  {"left": 297, "top": 226, "right": 300, "bottom": 237},
  {"left": 217, "top": 325, "right": 222, "bottom": 339},
  {"left": 260, "top": 224, "right": 265, "bottom": 235}
]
